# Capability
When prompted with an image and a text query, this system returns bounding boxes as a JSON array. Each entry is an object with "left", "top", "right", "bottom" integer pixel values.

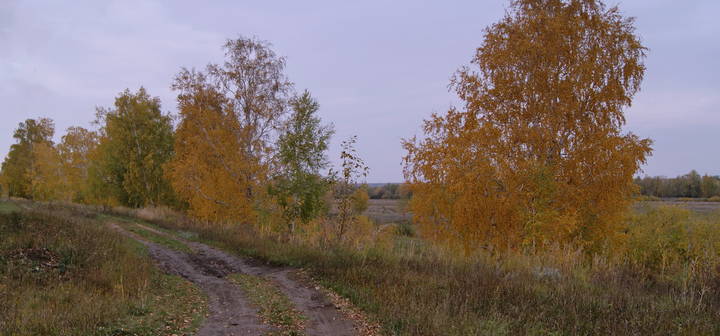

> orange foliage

[
  {"left": 166, "top": 37, "right": 292, "bottom": 224},
  {"left": 403, "top": 0, "right": 652, "bottom": 252},
  {"left": 166, "top": 80, "right": 261, "bottom": 223}
]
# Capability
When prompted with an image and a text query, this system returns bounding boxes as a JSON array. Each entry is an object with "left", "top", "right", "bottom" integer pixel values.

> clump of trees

[
  {"left": 89, "top": 88, "right": 176, "bottom": 207},
  {"left": 1, "top": 118, "right": 55, "bottom": 198},
  {"left": 0, "top": 36, "right": 368, "bottom": 242},
  {"left": 403, "top": 0, "right": 652, "bottom": 252},
  {"left": 166, "top": 37, "right": 293, "bottom": 223},
  {"left": 367, "top": 183, "right": 411, "bottom": 200},
  {"left": 636, "top": 171, "right": 720, "bottom": 198},
  {"left": 1, "top": 0, "right": 664, "bottom": 256}
]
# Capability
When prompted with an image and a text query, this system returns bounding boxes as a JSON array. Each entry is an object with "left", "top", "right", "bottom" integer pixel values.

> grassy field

[
  {"left": 638, "top": 199, "right": 720, "bottom": 214},
  {"left": 0, "top": 200, "right": 207, "bottom": 336},
  {"left": 123, "top": 202, "right": 720, "bottom": 335},
  {"left": 3, "top": 198, "right": 720, "bottom": 335}
]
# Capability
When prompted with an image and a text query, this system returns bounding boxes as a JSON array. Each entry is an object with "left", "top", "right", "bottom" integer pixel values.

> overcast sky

[{"left": 1, "top": 0, "right": 718, "bottom": 182}]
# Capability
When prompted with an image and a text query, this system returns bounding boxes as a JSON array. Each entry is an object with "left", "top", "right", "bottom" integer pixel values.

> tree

[
  {"left": 271, "top": 90, "right": 334, "bottom": 232},
  {"left": 0, "top": 118, "right": 55, "bottom": 198},
  {"left": 403, "top": 0, "right": 652, "bottom": 252},
  {"left": 700, "top": 175, "right": 719, "bottom": 198},
  {"left": 685, "top": 170, "right": 702, "bottom": 198},
  {"left": 88, "top": 88, "right": 175, "bottom": 207},
  {"left": 332, "top": 136, "right": 369, "bottom": 240},
  {"left": 167, "top": 37, "right": 293, "bottom": 223},
  {"left": 28, "top": 126, "right": 98, "bottom": 202},
  {"left": 57, "top": 127, "right": 98, "bottom": 202}
]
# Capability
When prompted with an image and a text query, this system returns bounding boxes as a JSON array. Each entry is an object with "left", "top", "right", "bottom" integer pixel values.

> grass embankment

[
  {"left": 125, "top": 205, "right": 720, "bottom": 335},
  {"left": 0, "top": 201, "right": 206, "bottom": 336}
]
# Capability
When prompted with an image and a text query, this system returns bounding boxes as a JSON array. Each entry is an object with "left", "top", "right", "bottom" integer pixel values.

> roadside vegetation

[
  {"left": 2, "top": 0, "right": 719, "bottom": 335},
  {"left": 103, "top": 202, "right": 720, "bottom": 335},
  {"left": 0, "top": 200, "right": 206, "bottom": 336}
]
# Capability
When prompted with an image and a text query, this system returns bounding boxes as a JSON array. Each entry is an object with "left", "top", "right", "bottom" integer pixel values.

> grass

[
  {"left": 0, "top": 200, "right": 19, "bottom": 214},
  {"left": 100, "top": 274, "right": 207, "bottom": 336},
  {"left": 0, "top": 201, "right": 207, "bottom": 336},
  {"left": 130, "top": 204, "right": 720, "bottom": 335},
  {"left": 96, "top": 213, "right": 193, "bottom": 253},
  {"left": 122, "top": 221, "right": 193, "bottom": 253},
  {"left": 228, "top": 273, "right": 306, "bottom": 335}
]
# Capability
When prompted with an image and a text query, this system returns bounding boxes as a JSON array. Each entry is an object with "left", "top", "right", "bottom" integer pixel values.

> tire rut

[
  {"left": 112, "top": 222, "right": 358, "bottom": 336},
  {"left": 110, "top": 223, "right": 273, "bottom": 336}
]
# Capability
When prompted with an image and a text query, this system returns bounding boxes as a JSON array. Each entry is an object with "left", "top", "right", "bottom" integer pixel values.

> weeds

[
  {"left": 131, "top": 204, "right": 720, "bottom": 335},
  {"left": 0, "top": 201, "right": 206, "bottom": 336}
]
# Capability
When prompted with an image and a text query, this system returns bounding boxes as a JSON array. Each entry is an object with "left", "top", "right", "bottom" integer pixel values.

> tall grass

[
  {"left": 0, "top": 202, "right": 207, "bottom": 336},
  {"left": 0, "top": 204, "right": 154, "bottom": 335},
  {"left": 124, "top": 204, "right": 720, "bottom": 335}
]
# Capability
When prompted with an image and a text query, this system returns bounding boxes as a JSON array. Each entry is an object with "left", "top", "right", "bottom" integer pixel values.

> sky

[{"left": 1, "top": 0, "right": 718, "bottom": 183}]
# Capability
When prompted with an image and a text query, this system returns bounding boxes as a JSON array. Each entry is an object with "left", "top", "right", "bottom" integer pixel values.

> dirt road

[{"left": 110, "top": 222, "right": 357, "bottom": 336}]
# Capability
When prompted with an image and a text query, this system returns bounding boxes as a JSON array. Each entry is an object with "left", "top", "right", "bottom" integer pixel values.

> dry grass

[
  {"left": 125, "top": 204, "right": 720, "bottom": 335},
  {"left": 0, "top": 201, "right": 206, "bottom": 336}
]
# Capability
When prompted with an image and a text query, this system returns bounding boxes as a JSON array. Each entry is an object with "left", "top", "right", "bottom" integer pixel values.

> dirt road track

[{"left": 110, "top": 222, "right": 357, "bottom": 336}]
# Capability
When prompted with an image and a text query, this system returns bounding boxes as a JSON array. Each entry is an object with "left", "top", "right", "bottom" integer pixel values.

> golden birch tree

[
  {"left": 167, "top": 37, "right": 292, "bottom": 223},
  {"left": 403, "top": 0, "right": 652, "bottom": 252},
  {"left": 57, "top": 127, "right": 98, "bottom": 202},
  {"left": 0, "top": 118, "right": 55, "bottom": 198}
]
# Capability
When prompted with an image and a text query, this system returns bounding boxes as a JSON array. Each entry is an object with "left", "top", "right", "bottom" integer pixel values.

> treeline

[
  {"left": 0, "top": 37, "right": 369, "bottom": 239},
  {"left": 367, "top": 183, "right": 411, "bottom": 200},
  {"left": 635, "top": 170, "right": 720, "bottom": 198}
]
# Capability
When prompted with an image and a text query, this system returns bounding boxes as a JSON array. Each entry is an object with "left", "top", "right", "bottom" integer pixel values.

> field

[
  {"left": 639, "top": 199, "right": 720, "bottom": 214},
  {"left": 363, "top": 199, "right": 412, "bottom": 224},
  {"left": 369, "top": 198, "right": 720, "bottom": 222},
  {"left": 119, "top": 200, "right": 720, "bottom": 335}
]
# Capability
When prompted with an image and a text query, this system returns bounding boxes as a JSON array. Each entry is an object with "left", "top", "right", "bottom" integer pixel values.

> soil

[{"left": 110, "top": 222, "right": 357, "bottom": 336}]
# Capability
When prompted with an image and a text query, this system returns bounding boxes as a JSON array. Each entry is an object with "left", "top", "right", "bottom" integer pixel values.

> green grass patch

[
  {"left": 116, "top": 221, "right": 193, "bottom": 254},
  {"left": 0, "top": 200, "right": 19, "bottom": 214},
  {"left": 228, "top": 273, "right": 306, "bottom": 335}
]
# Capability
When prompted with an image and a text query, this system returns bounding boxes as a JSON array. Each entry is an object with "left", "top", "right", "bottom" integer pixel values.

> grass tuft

[{"left": 228, "top": 273, "right": 306, "bottom": 335}]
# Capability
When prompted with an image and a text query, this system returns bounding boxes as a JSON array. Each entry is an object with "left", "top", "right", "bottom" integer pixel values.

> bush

[{"left": 625, "top": 206, "right": 720, "bottom": 273}]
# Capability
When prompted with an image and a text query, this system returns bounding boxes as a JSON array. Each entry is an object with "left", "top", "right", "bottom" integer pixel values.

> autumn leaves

[{"left": 402, "top": 0, "right": 652, "bottom": 252}]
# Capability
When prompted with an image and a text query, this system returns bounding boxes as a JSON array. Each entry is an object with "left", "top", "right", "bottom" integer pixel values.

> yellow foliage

[
  {"left": 166, "top": 85, "right": 261, "bottom": 223},
  {"left": 403, "top": 0, "right": 652, "bottom": 252},
  {"left": 166, "top": 38, "right": 291, "bottom": 224},
  {"left": 28, "top": 143, "right": 68, "bottom": 201}
]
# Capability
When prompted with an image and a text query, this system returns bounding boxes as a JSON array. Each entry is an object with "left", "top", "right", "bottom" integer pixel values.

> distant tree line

[
  {"left": 635, "top": 170, "right": 720, "bottom": 198},
  {"left": 367, "top": 183, "right": 411, "bottom": 200}
]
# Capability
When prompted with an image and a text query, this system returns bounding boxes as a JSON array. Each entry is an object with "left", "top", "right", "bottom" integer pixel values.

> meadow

[{"left": 115, "top": 200, "right": 720, "bottom": 335}]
